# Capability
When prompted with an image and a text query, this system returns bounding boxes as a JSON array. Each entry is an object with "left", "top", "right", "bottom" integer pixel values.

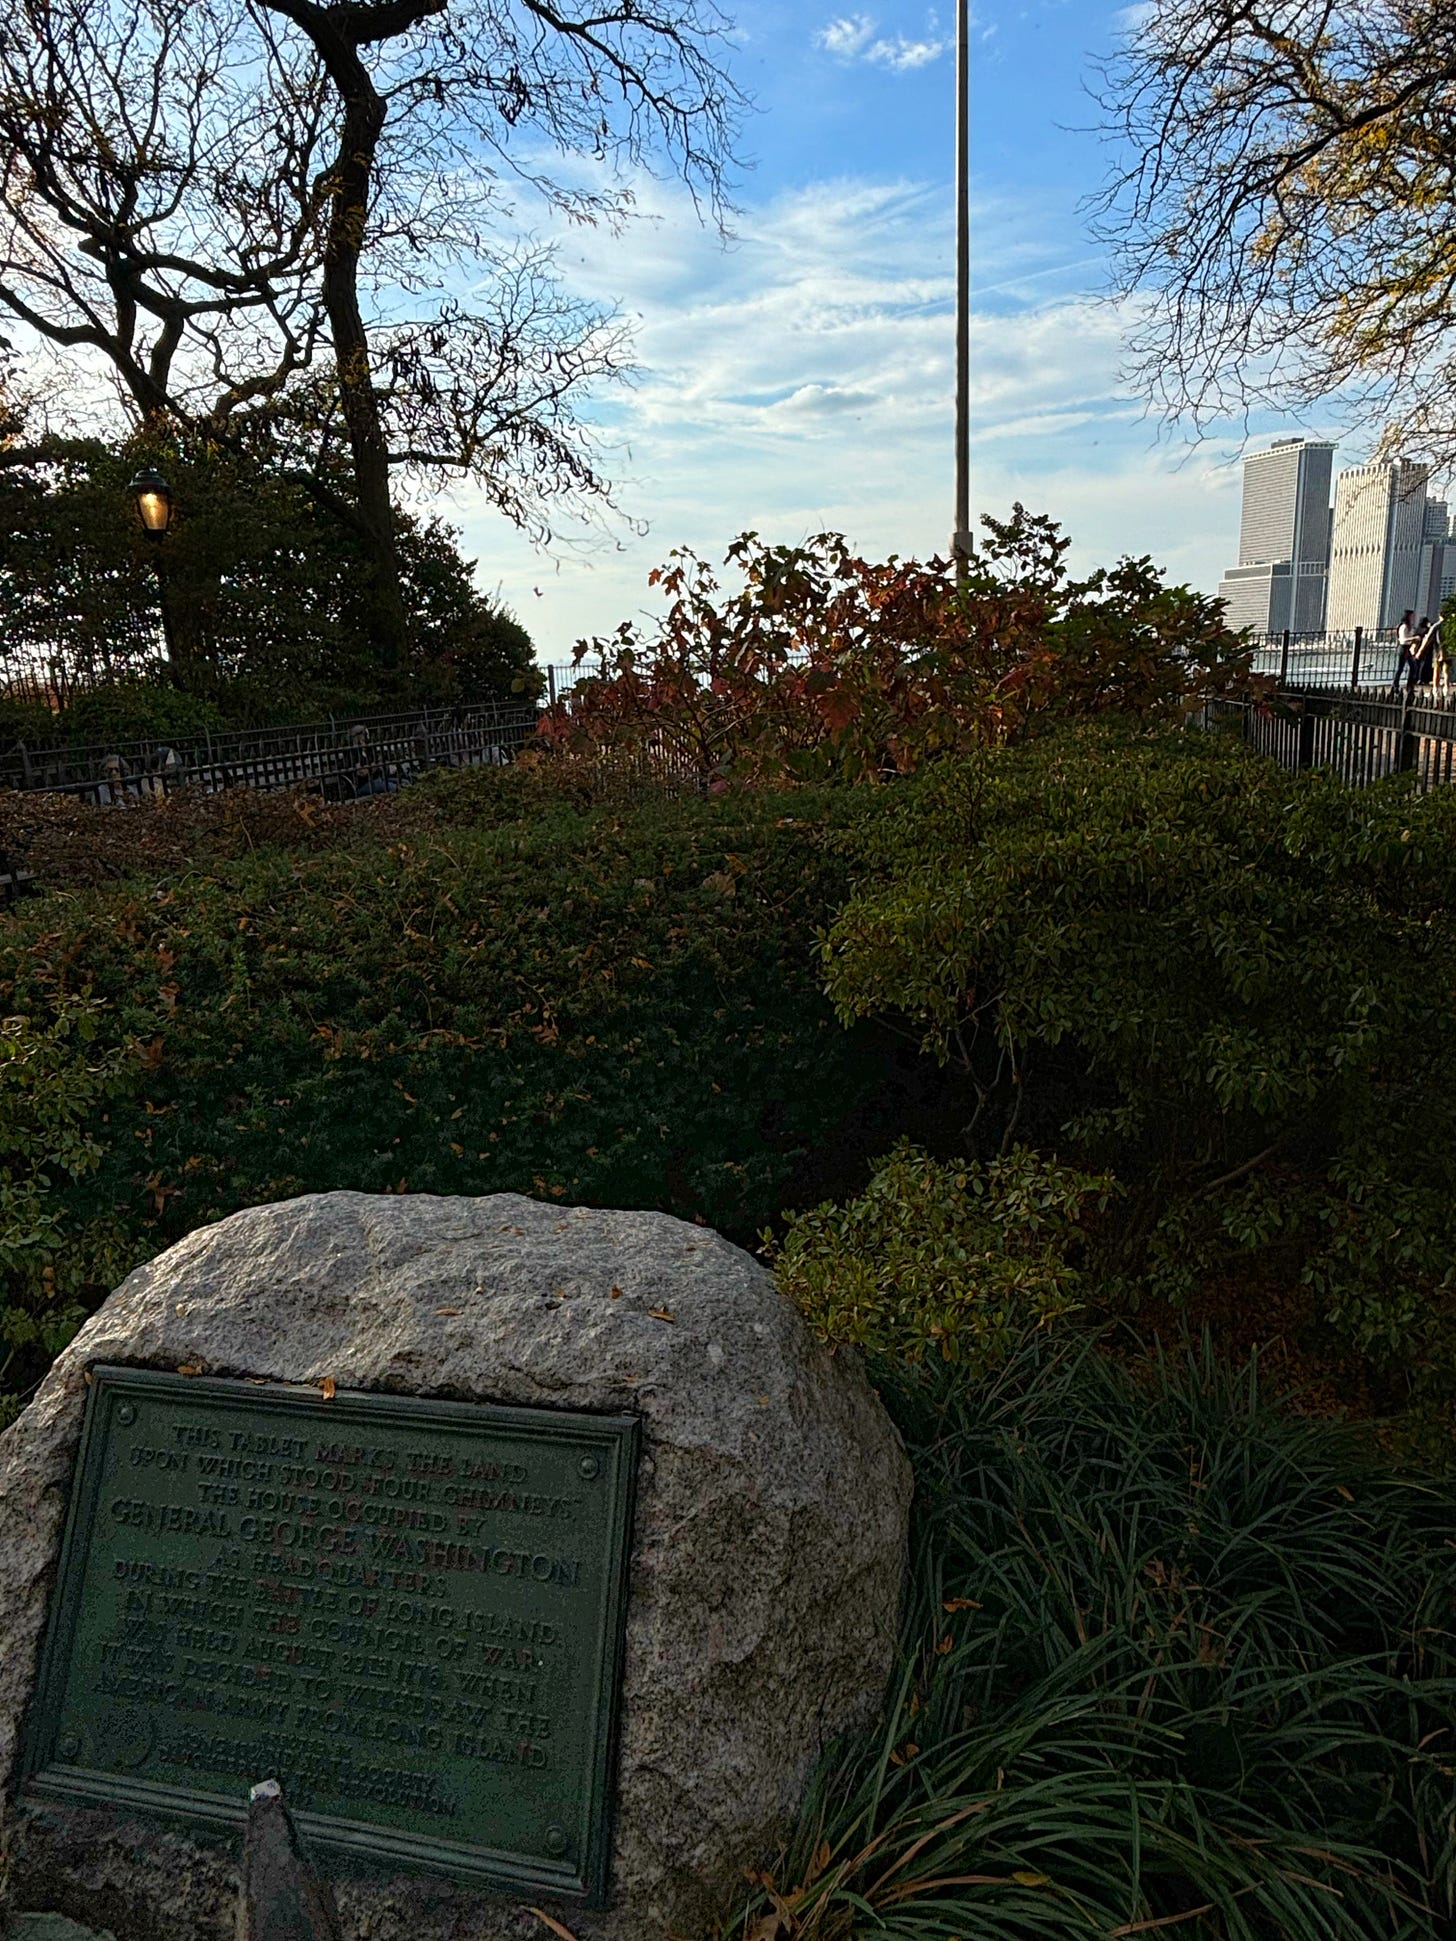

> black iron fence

[
  {"left": 1204, "top": 687, "right": 1456, "bottom": 792},
  {"left": 1, "top": 700, "right": 540, "bottom": 806},
  {"left": 1245, "top": 627, "right": 1422, "bottom": 691}
]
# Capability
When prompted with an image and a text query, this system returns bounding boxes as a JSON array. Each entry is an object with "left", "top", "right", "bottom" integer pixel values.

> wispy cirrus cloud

[
  {"left": 444, "top": 164, "right": 1252, "bottom": 660},
  {"left": 815, "top": 12, "right": 951, "bottom": 72}
]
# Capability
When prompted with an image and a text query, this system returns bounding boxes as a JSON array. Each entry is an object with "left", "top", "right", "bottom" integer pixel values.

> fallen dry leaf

[
  {"left": 526, "top": 1911, "right": 580, "bottom": 1941},
  {"left": 176, "top": 1363, "right": 204, "bottom": 1377},
  {"left": 944, "top": 1597, "right": 982, "bottom": 1613},
  {"left": 609, "top": 1284, "right": 624, "bottom": 1299},
  {"left": 319, "top": 1376, "right": 336, "bottom": 1401},
  {"left": 647, "top": 1306, "right": 675, "bottom": 1323},
  {"left": 434, "top": 1307, "right": 463, "bottom": 1316}
]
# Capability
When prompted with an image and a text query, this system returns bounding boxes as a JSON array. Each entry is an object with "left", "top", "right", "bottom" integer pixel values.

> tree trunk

[{"left": 320, "top": 85, "right": 408, "bottom": 673}]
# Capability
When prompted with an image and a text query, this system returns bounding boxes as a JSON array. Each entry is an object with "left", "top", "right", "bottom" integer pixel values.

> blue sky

[{"left": 444, "top": 2, "right": 1340, "bottom": 665}]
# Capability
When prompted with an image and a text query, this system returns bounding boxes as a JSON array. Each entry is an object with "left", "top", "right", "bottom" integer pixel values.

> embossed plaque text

[{"left": 22, "top": 1366, "right": 637, "bottom": 1903}]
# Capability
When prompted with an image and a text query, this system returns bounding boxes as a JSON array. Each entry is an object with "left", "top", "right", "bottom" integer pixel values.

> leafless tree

[
  {"left": 1091, "top": 0, "right": 1456, "bottom": 465},
  {"left": 0, "top": 0, "right": 748, "bottom": 667},
  {"left": 0, "top": 0, "right": 330, "bottom": 427}
]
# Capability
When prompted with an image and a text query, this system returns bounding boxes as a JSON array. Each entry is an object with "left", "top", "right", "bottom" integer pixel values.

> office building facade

[
  {"left": 1217, "top": 437, "right": 1334, "bottom": 631},
  {"left": 1418, "top": 500, "right": 1451, "bottom": 624},
  {"left": 1326, "top": 461, "right": 1430, "bottom": 632}
]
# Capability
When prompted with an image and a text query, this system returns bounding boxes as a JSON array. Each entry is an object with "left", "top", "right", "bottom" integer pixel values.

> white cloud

[
  {"left": 447, "top": 167, "right": 1253, "bottom": 665},
  {"left": 815, "top": 12, "right": 951, "bottom": 72},
  {"left": 1110, "top": 2, "right": 1155, "bottom": 36},
  {"left": 818, "top": 13, "right": 876, "bottom": 58}
]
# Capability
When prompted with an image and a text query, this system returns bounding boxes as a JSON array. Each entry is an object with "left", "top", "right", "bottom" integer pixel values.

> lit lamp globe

[{"left": 127, "top": 468, "right": 173, "bottom": 539}]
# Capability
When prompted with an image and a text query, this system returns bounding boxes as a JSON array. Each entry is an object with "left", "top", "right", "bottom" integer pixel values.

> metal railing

[
  {"left": 1, "top": 700, "right": 540, "bottom": 806},
  {"left": 1205, "top": 685, "right": 1456, "bottom": 792},
  {"left": 1245, "top": 627, "right": 1420, "bottom": 691}
]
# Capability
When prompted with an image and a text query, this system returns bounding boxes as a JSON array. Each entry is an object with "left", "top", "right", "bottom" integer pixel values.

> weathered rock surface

[{"left": 0, "top": 1192, "right": 910, "bottom": 1941}]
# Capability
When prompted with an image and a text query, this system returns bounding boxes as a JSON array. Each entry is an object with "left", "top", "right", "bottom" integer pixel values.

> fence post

[
  {"left": 1277, "top": 629, "right": 1290, "bottom": 685},
  {"left": 1296, "top": 703, "right": 1316, "bottom": 772},
  {"left": 1350, "top": 627, "right": 1363, "bottom": 691},
  {"left": 1397, "top": 692, "right": 1419, "bottom": 775},
  {"left": 548, "top": 666, "right": 557, "bottom": 709}
]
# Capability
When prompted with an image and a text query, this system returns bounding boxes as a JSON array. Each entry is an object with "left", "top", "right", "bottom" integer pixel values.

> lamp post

[
  {"left": 950, "top": 0, "right": 972, "bottom": 587},
  {"left": 127, "top": 467, "right": 180, "bottom": 678}
]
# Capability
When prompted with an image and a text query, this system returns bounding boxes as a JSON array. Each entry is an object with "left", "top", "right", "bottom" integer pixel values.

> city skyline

[{"left": 1219, "top": 439, "right": 1453, "bottom": 636}]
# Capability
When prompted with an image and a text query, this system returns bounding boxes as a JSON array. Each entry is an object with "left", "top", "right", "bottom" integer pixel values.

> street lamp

[
  {"left": 128, "top": 467, "right": 174, "bottom": 539},
  {"left": 127, "top": 467, "right": 179, "bottom": 677},
  {"left": 951, "top": 0, "right": 972, "bottom": 587}
]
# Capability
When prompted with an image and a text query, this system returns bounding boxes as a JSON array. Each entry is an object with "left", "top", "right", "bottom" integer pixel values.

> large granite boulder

[{"left": 0, "top": 1193, "right": 910, "bottom": 1941}]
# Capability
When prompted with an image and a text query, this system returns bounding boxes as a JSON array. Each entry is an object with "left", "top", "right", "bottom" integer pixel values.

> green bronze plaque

[{"left": 21, "top": 1366, "right": 638, "bottom": 1904}]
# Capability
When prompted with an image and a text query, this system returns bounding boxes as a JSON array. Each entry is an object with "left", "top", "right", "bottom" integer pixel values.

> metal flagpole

[{"left": 952, "top": 0, "right": 972, "bottom": 585}]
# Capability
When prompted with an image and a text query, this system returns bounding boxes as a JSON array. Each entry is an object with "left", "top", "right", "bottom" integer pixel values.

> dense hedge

[
  {"left": 820, "top": 720, "right": 1456, "bottom": 1412},
  {"left": 0, "top": 768, "right": 937, "bottom": 1409},
  {"left": 11, "top": 722, "right": 1456, "bottom": 1440}
]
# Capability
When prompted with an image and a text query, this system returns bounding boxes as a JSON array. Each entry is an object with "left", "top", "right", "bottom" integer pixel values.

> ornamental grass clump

[{"left": 730, "top": 1331, "right": 1456, "bottom": 1938}]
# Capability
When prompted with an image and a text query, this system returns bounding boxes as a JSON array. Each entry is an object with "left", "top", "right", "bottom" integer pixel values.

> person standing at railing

[
  {"left": 1393, "top": 610, "right": 1420, "bottom": 692},
  {"left": 1413, "top": 615, "right": 1443, "bottom": 696},
  {"left": 1434, "top": 617, "right": 1454, "bottom": 697}
]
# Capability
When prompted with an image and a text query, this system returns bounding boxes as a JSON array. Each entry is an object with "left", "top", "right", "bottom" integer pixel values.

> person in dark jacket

[{"left": 1410, "top": 614, "right": 1442, "bottom": 694}]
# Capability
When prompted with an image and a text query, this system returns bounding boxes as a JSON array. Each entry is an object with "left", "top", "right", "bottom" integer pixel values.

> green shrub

[
  {"left": 820, "top": 720, "right": 1456, "bottom": 1385},
  {"left": 0, "top": 995, "right": 148, "bottom": 1425},
  {"left": 0, "top": 782, "right": 931, "bottom": 1390},
  {"left": 763, "top": 1140, "right": 1115, "bottom": 1367},
  {"left": 0, "top": 696, "right": 60, "bottom": 749},
  {"left": 60, "top": 679, "right": 226, "bottom": 750},
  {"left": 729, "top": 1332, "right": 1456, "bottom": 1938}
]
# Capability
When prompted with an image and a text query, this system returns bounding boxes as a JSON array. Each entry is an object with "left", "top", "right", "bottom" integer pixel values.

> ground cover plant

[
  {"left": 726, "top": 1330, "right": 1456, "bottom": 1940},
  {"left": 0, "top": 764, "right": 946, "bottom": 1415}
]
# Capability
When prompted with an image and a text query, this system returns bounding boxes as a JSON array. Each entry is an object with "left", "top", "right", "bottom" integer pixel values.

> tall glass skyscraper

[{"left": 1217, "top": 438, "right": 1335, "bottom": 632}]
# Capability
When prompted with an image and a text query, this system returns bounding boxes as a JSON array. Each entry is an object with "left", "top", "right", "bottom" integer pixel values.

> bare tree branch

[{"left": 1090, "top": 0, "right": 1456, "bottom": 466}]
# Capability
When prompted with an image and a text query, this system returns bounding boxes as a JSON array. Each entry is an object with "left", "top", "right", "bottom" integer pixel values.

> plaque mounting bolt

[
  {"left": 57, "top": 1733, "right": 80, "bottom": 1761},
  {"left": 545, "top": 1824, "right": 569, "bottom": 1857},
  {"left": 578, "top": 1454, "right": 600, "bottom": 1480},
  {"left": 116, "top": 1404, "right": 136, "bottom": 1426}
]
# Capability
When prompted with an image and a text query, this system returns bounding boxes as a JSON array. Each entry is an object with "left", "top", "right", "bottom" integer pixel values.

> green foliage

[
  {"left": 0, "top": 428, "right": 539, "bottom": 725},
  {"left": 728, "top": 1332, "right": 1456, "bottom": 1938},
  {"left": 763, "top": 1141, "right": 1115, "bottom": 1367},
  {"left": 0, "top": 995, "right": 146, "bottom": 1419},
  {"left": 0, "top": 778, "right": 919, "bottom": 1388},
  {"left": 539, "top": 507, "right": 1253, "bottom": 788},
  {"left": 820, "top": 720, "right": 1456, "bottom": 1379},
  {"left": 0, "top": 696, "right": 61, "bottom": 747},
  {"left": 61, "top": 680, "right": 226, "bottom": 750},
  {"left": 1440, "top": 589, "right": 1456, "bottom": 660}
]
